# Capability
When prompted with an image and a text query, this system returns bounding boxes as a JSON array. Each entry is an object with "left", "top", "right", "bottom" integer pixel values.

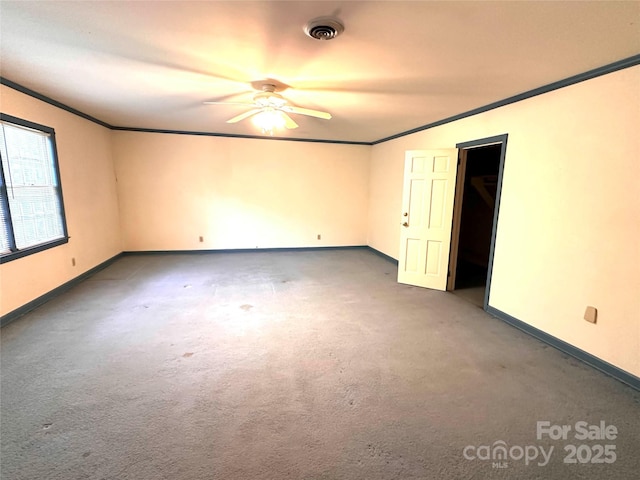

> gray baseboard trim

[
  {"left": 122, "top": 245, "right": 369, "bottom": 255},
  {"left": 367, "top": 246, "right": 399, "bottom": 265},
  {"left": 486, "top": 305, "right": 640, "bottom": 392},
  {"left": 1, "top": 253, "right": 124, "bottom": 328}
]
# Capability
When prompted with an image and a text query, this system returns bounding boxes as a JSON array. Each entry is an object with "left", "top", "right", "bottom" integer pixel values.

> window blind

[{"left": 0, "top": 120, "right": 65, "bottom": 254}]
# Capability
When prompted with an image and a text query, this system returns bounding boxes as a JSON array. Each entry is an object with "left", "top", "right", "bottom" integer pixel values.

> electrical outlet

[
  {"left": 199, "top": 236, "right": 204, "bottom": 242},
  {"left": 317, "top": 234, "right": 321, "bottom": 240},
  {"left": 584, "top": 306, "right": 597, "bottom": 324}
]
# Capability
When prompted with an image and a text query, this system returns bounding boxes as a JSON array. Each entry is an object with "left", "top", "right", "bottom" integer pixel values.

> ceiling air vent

[{"left": 304, "top": 17, "right": 344, "bottom": 40}]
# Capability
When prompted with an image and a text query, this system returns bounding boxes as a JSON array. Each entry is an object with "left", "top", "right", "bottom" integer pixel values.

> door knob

[
  {"left": 402, "top": 222, "right": 409, "bottom": 227},
  {"left": 403, "top": 212, "right": 408, "bottom": 216}
]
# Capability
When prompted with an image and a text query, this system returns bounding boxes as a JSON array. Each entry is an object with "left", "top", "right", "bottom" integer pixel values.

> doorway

[{"left": 448, "top": 138, "right": 506, "bottom": 309}]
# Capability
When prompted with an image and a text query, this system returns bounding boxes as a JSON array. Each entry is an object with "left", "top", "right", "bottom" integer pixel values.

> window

[{"left": 0, "top": 114, "right": 68, "bottom": 263}]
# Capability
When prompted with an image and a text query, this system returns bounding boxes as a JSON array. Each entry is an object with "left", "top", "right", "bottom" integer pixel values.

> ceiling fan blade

[
  {"left": 280, "top": 112, "right": 299, "bottom": 129},
  {"left": 227, "top": 109, "right": 263, "bottom": 123},
  {"left": 282, "top": 105, "right": 332, "bottom": 120},
  {"left": 204, "top": 101, "right": 254, "bottom": 106}
]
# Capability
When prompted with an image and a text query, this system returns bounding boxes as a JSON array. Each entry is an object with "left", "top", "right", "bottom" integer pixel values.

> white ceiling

[{"left": 1, "top": 1, "right": 639, "bottom": 143}]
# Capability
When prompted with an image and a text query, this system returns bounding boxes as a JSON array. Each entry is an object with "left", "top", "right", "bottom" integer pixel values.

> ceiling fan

[{"left": 204, "top": 83, "right": 332, "bottom": 134}]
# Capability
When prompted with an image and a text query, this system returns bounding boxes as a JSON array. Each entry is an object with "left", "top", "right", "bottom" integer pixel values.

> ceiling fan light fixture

[
  {"left": 304, "top": 16, "right": 344, "bottom": 40},
  {"left": 206, "top": 80, "right": 329, "bottom": 130},
  {"left": 252, "top": 109, "right": 286, "bottom": 135}
]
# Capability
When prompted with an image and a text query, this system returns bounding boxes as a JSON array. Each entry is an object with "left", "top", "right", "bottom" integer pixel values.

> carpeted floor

[
  {"left": 2, "top": 249, "right": 639, "bottom": 479},
  {"left": 450, "top": 286, "right": 485, "bottom": 309}
]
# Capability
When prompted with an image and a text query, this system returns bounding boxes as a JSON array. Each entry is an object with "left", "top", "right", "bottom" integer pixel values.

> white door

[{"left": 398, "top": 149, "right": 459, "bottom": 290}]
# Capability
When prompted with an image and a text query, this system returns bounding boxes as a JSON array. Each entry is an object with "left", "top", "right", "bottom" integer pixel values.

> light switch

[{"left": 584, "top": 306, "right": 597, "bottom": 324}]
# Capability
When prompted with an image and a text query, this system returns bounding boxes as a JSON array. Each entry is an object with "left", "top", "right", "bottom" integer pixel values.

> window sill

[{"left": 0, "top": 237, "right": 69, "bottom": 264}]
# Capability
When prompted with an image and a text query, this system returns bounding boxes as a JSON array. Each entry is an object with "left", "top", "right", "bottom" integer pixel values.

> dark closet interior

[{"left": 454, "top": 144, "right": 501, "bottom": 289}]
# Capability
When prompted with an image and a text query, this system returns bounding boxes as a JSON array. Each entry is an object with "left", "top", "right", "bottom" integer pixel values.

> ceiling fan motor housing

[
  {"left": 254, "top": 85, "right": 287, "bottom": 107},
  {"left": 304, "top": 17, "right": 344, "bottom": 40}
]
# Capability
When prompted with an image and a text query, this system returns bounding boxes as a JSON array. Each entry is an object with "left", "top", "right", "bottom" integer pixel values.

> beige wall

[
  {"left": 113, "top": 132, "right": 370, "bottom": 251},
  {"left": 368, "top": 66, "right": 640, "bottom": 377},
  {"left": 0, "top": 85, "right": 122, "bottom": 316}
]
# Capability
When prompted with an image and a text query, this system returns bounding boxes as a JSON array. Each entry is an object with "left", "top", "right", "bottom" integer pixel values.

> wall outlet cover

[{"left": 584, "top": 306, "right": 597, "bottom": 324}]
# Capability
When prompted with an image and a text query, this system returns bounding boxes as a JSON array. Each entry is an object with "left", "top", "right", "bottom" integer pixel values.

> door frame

[{"left": 448, "top": 134, "right": 508, "bottom": 310}]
